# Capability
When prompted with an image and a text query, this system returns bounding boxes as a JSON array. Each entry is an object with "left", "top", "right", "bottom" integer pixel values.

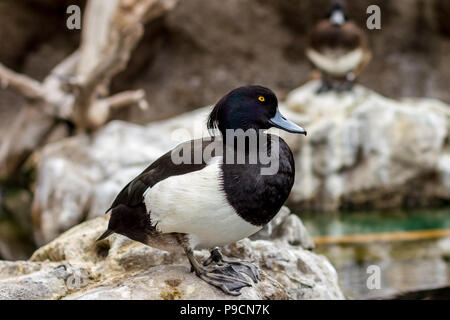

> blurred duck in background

[{"left": 306, "top": 1, "right": 371, "bottom": 93}]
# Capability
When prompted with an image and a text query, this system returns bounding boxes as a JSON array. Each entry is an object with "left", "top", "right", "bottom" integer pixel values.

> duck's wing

[{"left": 106, "top": 138, "right": 221, "bottom": 212}]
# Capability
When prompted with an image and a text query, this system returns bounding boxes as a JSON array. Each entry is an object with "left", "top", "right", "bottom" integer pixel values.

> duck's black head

[
  {"left": 327, "top": 1, "right": 348, "bottom": 26},
  {"left": 98, "top": 204, "right": 152, "bottom": 244},
  {"left": 207, "top": 85, "right": 306, "bottom": 137}
]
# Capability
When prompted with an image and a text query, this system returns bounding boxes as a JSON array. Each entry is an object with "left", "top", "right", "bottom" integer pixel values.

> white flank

[
  {"left": 143, "top": 157, "right": 262, "bottom": 249},
  {"left": 306, "top": 48, "right": 363, "bottom": 76}
]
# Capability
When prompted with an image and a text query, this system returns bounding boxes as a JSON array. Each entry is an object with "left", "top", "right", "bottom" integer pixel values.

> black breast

[{"left": 221, "top": 134, "right": 295, "bottom": 226}]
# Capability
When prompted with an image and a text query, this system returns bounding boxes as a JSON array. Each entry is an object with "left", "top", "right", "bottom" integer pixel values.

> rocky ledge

[{"left": 0, "top": 207, "right": 344, "bottom": 300}]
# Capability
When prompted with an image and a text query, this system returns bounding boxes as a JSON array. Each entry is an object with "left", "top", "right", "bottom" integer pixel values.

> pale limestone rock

[
  {"left": 286, "top": 81, "right": 449, "bottom": 210},
  {"left": 0, "top": 260, "right": 86, "bottom": 300},
  {"left": 0, "top": 210, "right": 344, "bottom": 300},
  {"left": 437, "top": 154, "right": 450, "bottom": 196}
]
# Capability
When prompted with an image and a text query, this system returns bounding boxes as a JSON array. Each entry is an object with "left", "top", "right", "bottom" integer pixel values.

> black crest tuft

[{"left": 207, "top": 96, "right": 223, "bottom": 136}]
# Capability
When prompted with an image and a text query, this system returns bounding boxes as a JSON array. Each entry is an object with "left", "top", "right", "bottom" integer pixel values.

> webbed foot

[
  {"left": 198, "top": 264, "right": 254, "bottom": 296},
  {"left": 336, "top": 80, "right": 354, "bottom": 92},
  {"left": 316, "top": 78, "right": 334, "bottom": 94},
  {"left": 203, "top": 247, "right": 260, "bottom": 283},
  {"left": 185, "top": 247, "right": 259, "bottom": 296}
]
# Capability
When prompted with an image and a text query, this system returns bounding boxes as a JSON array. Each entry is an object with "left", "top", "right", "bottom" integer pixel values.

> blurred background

[{"left": 0, "top": 0, "right": 449, "bottom": 299}]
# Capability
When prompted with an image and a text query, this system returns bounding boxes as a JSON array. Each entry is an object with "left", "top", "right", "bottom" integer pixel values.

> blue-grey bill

[{"left": 269, "top": 109, "right": 307, "bottom": 135}]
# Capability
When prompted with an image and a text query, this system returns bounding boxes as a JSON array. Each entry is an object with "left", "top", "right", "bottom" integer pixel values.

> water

[
  {"left": 302, "top": 208, "right": 450, "bottom": 237},
  {"left": 300, "top": 208, "right": 450, "bottom": 299}
]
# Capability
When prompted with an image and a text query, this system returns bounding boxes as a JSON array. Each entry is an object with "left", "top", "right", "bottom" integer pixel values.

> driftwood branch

[
  {"left": 0, "top": 63, "right": 43, "bottom": 99},
  {"left": 0, "top": 0, "right": 178, "bottom": 177},
  {"left": 88, "top": 89, "right": 149, "bottom": 128},
  {"left": 104, "top": 89, "right": 149, "bottom": 110}
]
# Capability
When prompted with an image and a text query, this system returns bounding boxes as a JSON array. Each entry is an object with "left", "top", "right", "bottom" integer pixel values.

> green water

[
  {"left": 301, "top": 207, "right": 450, "bottom": 237},
  {"left": 299, "top": 207, "right": 450, "bottom": 299}
]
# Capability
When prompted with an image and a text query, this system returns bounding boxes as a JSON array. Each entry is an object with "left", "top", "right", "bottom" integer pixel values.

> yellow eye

[{"left": 258, "top": 96, "right": 265, "bottom": 102}]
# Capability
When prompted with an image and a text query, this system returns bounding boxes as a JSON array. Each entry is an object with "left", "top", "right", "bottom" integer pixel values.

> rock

[
  {"left": 0, "top": 260, "right": 84, "bottom": 300},
  {"left": 285, "top": 81, "right": 450, "bottom": 211},
  {"left": 31, "top": 81, "right": 450, "bottom": 244},
  {"left": 437, "top": 154, "right": 450, "bottom": 197},
  {"left": 0, "top": 210, "right": 344, "bottom": 300},
  {"left": 251, "top": 206, "right": 315, "bottom": 250}
]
